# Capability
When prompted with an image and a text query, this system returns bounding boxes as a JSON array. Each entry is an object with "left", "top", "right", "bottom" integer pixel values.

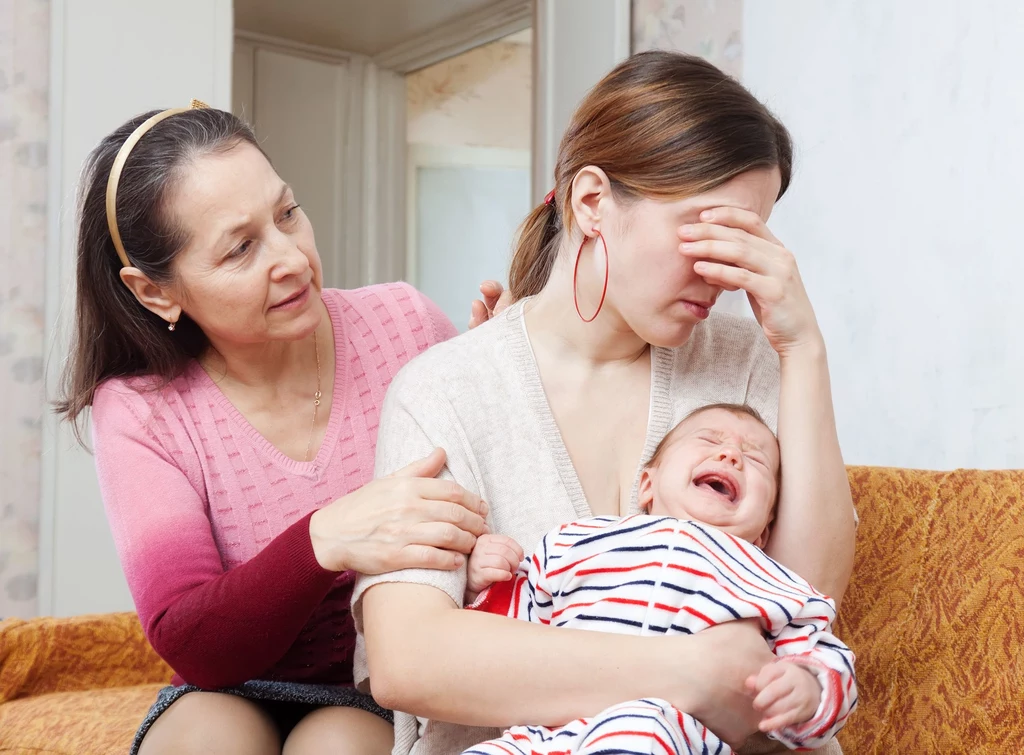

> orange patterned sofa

[{"left": 1, "top": 467, "right": 1022, "bottom": 754}]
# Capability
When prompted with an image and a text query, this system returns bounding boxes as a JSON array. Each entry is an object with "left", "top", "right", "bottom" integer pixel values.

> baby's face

[{"left": 638, "top": 409, "right": 780, "bottom": 547}]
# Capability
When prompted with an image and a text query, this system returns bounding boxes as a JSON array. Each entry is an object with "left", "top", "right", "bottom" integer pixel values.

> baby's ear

[
  {"left": 637, "top": 468, "right": 655, "bottom": 512},
  {"left": 754, "top": 504, "right": 778, "bottom": 549},
  {"left": 753, "top": 522, "right": 771, "bottom": 549}
]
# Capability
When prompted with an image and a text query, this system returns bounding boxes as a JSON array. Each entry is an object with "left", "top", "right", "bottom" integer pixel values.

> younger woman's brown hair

[{"left": 510, "top": 50, "right": 793, "bottom": 300}]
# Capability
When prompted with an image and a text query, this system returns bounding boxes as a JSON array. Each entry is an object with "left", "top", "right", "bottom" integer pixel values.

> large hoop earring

[{"left": 573, "top": 231, "right": 609, "bottom": 323}]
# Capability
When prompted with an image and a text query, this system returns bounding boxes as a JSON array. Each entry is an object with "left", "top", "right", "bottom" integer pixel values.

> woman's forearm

[
  {"left": 767, "top": 341, "right": 856, "bottom": 603},
  {"left": 363, "top": 583, "right": 708, "bottom": 728}
]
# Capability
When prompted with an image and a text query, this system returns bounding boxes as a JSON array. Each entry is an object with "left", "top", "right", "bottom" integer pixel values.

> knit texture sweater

[
  {"left": 93, "top": 284, "right": 456, "bottom": 690},
  {"left": 352, "top": 299, "right": 822, "bottom": 755}
]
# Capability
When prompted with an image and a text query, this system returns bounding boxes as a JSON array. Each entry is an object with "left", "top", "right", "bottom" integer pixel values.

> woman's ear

[
  {"left": 569, "top": 166, "right": 613, "bottom": 238},
  {"left": 119, "top": 267, "right": 182, "bottom": 325}
]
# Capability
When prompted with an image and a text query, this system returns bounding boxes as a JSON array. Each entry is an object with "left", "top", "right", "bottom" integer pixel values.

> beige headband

[{"left": 104, "top": 99, "right": 209, "bottom": 268}]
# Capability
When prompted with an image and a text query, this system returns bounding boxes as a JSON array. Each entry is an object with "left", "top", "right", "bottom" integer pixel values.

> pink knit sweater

[{"left": 92, "top": 284, "right": 457, "bottom": 689}]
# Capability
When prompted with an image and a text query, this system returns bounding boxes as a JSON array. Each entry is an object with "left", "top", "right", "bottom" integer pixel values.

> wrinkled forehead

[{"left": 676, "top": 408, "right": 779, "bottom": 453}]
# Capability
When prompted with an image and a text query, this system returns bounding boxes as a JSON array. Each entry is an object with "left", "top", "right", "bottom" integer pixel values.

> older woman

[
  {"left": 356, "top": 51, "right": 857, "bottom": 755},
  {"left": 58, "top": 103, "right": 498, "bottom": 755}
]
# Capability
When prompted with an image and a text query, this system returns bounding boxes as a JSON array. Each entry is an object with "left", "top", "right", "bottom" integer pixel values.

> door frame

[{"left": 375, "top": 0, "right": 531, "bottom": 74}]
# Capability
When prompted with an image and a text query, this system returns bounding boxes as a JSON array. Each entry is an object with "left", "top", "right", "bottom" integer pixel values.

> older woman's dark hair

[{"left": 56, "top": 108, "right": 265, "bottom": 441}]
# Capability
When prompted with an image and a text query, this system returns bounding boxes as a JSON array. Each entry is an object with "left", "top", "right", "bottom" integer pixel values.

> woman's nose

[{"left": 269, "top": 235, "right": 308, "bottom": 279}]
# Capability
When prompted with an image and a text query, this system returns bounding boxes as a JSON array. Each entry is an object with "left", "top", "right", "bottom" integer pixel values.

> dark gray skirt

[{"left": 131, "top": 680, "right": 392, "bottom": 753}]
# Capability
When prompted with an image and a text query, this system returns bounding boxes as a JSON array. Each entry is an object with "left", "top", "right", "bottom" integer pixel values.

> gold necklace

[{"left": 304, "top": 330, "right": 322, "bottom": 463}]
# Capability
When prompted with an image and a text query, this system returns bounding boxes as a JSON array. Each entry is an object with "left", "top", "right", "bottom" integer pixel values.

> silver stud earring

[{"left": 168, "top": 321, "right": 176, "bottom": 332}]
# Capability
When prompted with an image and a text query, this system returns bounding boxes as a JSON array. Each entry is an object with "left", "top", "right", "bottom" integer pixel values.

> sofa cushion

[
  {"left": 0, "top": 683, "right": 161, "bottom": 754},
  {"left": 0, "top": 613, "right": 171, "bottom": 703},
  {"left": 837, "top": 467, "right": 1024, "bottom": 753}
]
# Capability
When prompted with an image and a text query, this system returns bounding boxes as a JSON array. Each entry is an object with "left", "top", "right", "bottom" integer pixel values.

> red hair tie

[{"left": 543, "top": 189, "right": 555, "bottom": 206}]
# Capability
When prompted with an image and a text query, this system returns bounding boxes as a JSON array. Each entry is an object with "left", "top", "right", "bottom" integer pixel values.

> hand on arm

[
  {"left": 94, "top": 390, "right": 487, "bottom": 689},
  {"left": 310, "top": 448, "right": 489, "bottom": 575},
  {"left": 679, "top": 208, "right": 856, "bottom": 601}
]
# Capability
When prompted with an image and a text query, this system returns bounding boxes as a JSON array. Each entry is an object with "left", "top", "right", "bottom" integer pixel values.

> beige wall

[
  {"left": 406, "top": 39, "right": 531, "bottom": 149},
  {"left": 632, "top": 0, "right": 742, "bottom": 77},
  {"left": 0, "top": 0, "right": 48, "bottom": 618}
]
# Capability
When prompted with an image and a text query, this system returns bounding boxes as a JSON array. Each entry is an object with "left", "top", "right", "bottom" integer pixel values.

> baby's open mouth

[{"left": 693, "top": 472, "right": 738, "bottom": 503}]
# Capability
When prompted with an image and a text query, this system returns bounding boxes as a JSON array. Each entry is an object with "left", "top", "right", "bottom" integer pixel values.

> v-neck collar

[
  {"left": 504, "top": 299, "right": 674, "bottom": 518},
  {"left": 191, "top": 291, "right": 348, "bottom": 478}
]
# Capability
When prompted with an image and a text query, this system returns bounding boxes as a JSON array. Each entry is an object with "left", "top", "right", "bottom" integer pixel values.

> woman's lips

[
  {"left": 682, "top": 300, "right": 711, "bottom": 320},
  {"left": 270, "top": 284, "right": 311, "bottom": 311}
]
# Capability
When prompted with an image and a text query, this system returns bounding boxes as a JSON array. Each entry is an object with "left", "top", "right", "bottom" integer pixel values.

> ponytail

[{"left": 509, "top": 198, "right": 561, "bottom": 300}]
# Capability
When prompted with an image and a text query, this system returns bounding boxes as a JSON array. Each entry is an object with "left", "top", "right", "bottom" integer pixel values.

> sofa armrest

[{"left": 0, "top": 612, "right": 172, "bottom": 703}]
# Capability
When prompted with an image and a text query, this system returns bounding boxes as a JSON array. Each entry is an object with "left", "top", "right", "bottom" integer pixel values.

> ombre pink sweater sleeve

[{"left": 92, "top": 385, "right": 338, "bottom": 689}]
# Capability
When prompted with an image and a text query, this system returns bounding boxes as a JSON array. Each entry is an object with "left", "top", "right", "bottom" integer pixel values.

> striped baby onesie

[{"left": 466, "top": 515, "right": 858, "bottom": 755}]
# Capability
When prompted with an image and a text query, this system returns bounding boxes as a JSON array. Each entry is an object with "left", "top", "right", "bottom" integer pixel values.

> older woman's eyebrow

[{"left": 214, "top": 184, "right": 292, "bottom": 247}]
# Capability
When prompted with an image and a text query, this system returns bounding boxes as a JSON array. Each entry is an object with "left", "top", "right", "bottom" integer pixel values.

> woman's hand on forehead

[{"left": 677, "top": 206, "right": 824, "bottom": 356}]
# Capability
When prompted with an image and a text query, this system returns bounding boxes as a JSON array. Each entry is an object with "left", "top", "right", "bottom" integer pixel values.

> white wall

[
  {"left": 42, "top": 0, "right": 233, "bottom": 616},
  {"left": 1, "top": 0, "right": 49, "bottom": 619},
  {"left": 742, "top": 1, "right": 1024, "bottom": 469}
]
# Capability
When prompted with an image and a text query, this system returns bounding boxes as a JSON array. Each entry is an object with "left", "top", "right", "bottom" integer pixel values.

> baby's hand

[
  {"left": 466, "top": 534, "right": 524, "bottom": 599},
  {"left": 746, "top": 660, "right": 822, "bottom": 733}
]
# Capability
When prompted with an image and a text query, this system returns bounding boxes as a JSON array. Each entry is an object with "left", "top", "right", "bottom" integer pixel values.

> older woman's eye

[
  {"left": 230, "top": 239, "right": 253, "bottom": 258},
  {"left": 281, "top": 204, "right": 301, "bottom": 222}
]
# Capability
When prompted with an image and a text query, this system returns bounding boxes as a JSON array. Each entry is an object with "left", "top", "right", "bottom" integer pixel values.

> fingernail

[
  {"left": 701, "top": 210, "right": 715, "bottom": 220},
  {"left": 679, "top": 224, "right": 693, "bottom": 236},
  {"left": 481, "top": 500, "right": 489, "bottom": 516},
  {"left": 680, "top": 242, "right": 694, "bottom": 251}
]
